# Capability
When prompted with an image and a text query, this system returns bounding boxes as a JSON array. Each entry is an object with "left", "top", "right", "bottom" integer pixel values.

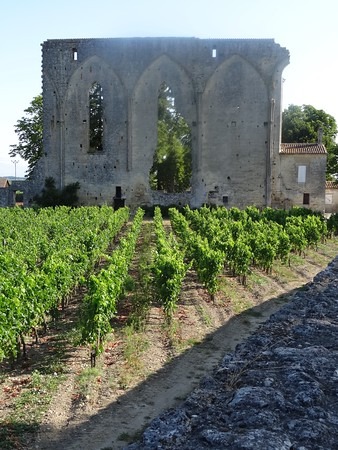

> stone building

[
  {"left": 275, "top": 142, "right": 327, "bottom": 212},
  {"left": 31, "top": 37, "right": 295, "bottom": 210},
  {"left": 1, "top": 36, "right": 321, "bottom": 213},
  {"left": 0, "top": 178, "right": 28, "bottom": 207},
  {"left": 0, "top": 178, "right": 12, "bottom": 207},
  {"left": 0, "top": 178, "right": 10, "bottom": 188},
  {"left": 325, "top": 181, "right": 338, "bottom": 214}
]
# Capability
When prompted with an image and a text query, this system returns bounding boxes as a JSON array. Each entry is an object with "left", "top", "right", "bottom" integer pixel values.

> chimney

[{"left": 318, "top": 127, "right": 323, "bottom": 144}]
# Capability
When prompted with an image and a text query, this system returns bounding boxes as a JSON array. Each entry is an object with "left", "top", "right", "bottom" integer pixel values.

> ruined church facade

[{"left": 36, "top": 37, "right": 322, "bottom": 210}]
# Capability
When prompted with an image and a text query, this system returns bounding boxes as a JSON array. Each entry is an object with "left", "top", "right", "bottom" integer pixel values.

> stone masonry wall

[
  {"left": 277, "top": 154, "right": 327, "bottom": 212},
  {"left": 38, "top": 38, "right": 289, "bottom": 210}
]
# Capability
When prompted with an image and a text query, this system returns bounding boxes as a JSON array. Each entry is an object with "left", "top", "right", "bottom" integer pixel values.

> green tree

[
  {"left": 282, "top": 104, "right": 338, "bottom": 178},
  {"left": 150, "top": 83, "right": 192, "bottom": 192},
  {"left": 89, "top": 82, "right": 104, "bottom": 151},
  {"left": 9, "top": 94, "right": 43, "bottom": 179}
]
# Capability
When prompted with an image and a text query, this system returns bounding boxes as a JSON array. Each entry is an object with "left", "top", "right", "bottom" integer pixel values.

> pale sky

[{"left": 1, "top": 0, "right": 338, "bottom": 177}]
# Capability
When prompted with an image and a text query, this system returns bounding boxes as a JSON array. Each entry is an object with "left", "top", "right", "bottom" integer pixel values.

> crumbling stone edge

[{"left": 127, "top": 256, "right": 338, "bottom": 449}]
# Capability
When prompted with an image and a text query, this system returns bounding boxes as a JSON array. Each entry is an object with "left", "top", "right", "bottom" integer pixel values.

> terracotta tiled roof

[
  {"left": 326, "top": 181, "right": 338, "bottom": 189},
  {"left": 280, "top": 142, "right": 327, "bottom": 155},
  {"left": 0, "top": 177, "right": 10, "bottom": 188}
]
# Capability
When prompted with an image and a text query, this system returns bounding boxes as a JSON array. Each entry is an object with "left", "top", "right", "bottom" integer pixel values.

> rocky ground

[{"left": 126, "top": 257, "right": 338, "bottom": 450}]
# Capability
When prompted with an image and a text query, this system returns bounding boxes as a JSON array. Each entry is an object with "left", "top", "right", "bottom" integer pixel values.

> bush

[{"left": 34, "top": 177, "right": 80, "bottom": 207}]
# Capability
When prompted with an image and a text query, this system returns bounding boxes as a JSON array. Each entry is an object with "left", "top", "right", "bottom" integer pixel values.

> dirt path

[{"left": 35, "top": 273, "right": 315, "bottom": 450}]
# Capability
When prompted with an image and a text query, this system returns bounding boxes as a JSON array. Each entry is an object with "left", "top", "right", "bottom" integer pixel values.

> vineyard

[{"left": 1, "top": 204, "right": 338, "bottom": 449}]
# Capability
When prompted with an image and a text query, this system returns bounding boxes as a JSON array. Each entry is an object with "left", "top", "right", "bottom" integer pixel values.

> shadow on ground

[{"left": 35, "top": 283, "right": 304, "bottom": 450}]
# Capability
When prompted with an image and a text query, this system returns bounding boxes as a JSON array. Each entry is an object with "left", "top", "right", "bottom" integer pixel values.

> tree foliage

[
  {"left": 9, "top": 94, "right": 43, "bottom": 179},
  {"left": 282, "top": 104, "right": 338, "bottom": 178},
  {"left": 33, "top": 177, "right": 80, "bottom": 207},
  {"left": 150, "top": 83, "right": 192, "bottom": 192},
  {"left": 89, "top": 82, "right": 104, "bottom": 151}
]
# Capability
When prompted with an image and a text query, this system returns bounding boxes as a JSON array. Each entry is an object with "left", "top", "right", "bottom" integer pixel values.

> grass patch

[
  {"left": 232, "top": 297, "right": 254, "bottom": 314},
  {"left": 218, "top": 277, "right": 241, "bottom": 300},
  {"left": 246, "top": 271, "right": 269, "bottom": 287},
  {"left": 118, "top": 432, "right": 131, "bottom": 441},
  {"left": 117, "top": 324, "right": 149, "bottom": 389},
  {"left": 196, "top": 305, "right": 213, "bottom": 327},
  {"left": 0, "top": 370, "right": 65, "bottom": 449},
  {"left": 271, "top": 262, "right": 298, "bottom": 284},
  {"left": 163, "top": 318, "right": 189, "bottom": 353},
  {"left": 123, "top": 325, "right": 149, "bottom": 369},
  {"left": 289, "top": 253, "right": 306, "bottom": 266},
  {"left": 118, "top": 428, "right": 144, "bottom": 444},
  {"left": 76, "top": 367, "right": 101, "bottom": 398},
  {"left": 10, "top": 371, "right": 60, "bottom": 421},
  {"left": 0, "top": 421, "right": 39, "bottom": 450}
]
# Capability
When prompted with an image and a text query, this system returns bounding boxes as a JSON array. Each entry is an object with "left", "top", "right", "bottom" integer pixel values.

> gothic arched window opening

[
  {"left": 89, "top": 82, "right": 104, "bottom": 152},
  {"left": 150, "top": 82, "right": 192, "bottom": 193}
]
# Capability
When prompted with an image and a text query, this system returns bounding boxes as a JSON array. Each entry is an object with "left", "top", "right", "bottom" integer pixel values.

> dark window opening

[
  {"left": 72, "top": 48, "right": 78, "bottom": 61},
  {"left": 15, "top": 190, "right": 23, "bottom": 205},
  {"left": 303, "top": 193, "right": 310, "bottom": 205},
  {"left": 115, "top": 186, "right": 122, "bottom": 199},
  {"left": 114, "top": 186, "right": 125, "bottom": 209},
  {"left": 89, "top": 82, "right": 104, "bottom": 152},
  {"left": 223, "top": 196, "right": 228, "bottom": 205}
]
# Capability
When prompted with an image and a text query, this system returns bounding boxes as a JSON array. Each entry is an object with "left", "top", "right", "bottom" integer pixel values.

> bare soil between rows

[{"left": 1, "top": 231, "right": 337, "bottom": 450}]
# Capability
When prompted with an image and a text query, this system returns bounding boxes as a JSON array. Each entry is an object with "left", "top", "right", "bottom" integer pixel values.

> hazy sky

[{"left": 1, "top": 0, "right": 338, "bottom": 177}]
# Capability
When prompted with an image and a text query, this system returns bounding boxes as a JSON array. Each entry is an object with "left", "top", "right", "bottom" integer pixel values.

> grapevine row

[
  {"left": 152, "top": 206, "right": 187, "bottom": 320},
  {"left": 80, "top": 208, "right": 144, "bottom": 352},
  {"left": 168, "top": 207, "right": 224, "bottom": 299},
  {"left": 0, "top": 206, "right": 129, "bottom": 361},
  {"left": 181, "top": 205, "right": 328, "bottom": 284}
]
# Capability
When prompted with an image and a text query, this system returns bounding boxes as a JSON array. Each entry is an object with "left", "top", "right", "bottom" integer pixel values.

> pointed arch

[
  {"left": 64, "top": 55, "right": 127, "bottom": 154},
  {"left": 201, "top": 54, "right": 269, "bottom": 205},
  {"left": 149, "top": 82, "right": 192, "bottom": 193},
  {"left": 130, "top": 54, "right": 196, "bottom": 191}
]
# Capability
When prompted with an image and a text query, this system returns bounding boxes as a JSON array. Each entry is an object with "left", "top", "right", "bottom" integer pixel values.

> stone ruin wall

[{"left": 35, "top": 37, "right": 289, "bottom": 209}]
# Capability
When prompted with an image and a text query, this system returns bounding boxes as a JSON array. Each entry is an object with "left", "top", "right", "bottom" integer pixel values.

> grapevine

[
  {"left": 152, "top": 207, "right": 187, "bottom": 320},
  {"left": 0, "top": 206, "right": 129, "bottom": 361},
  {"left": 80, "top": 208, "right": 144, "bottom": 353}
]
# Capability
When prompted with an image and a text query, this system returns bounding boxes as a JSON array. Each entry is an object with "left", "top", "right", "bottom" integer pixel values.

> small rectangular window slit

[
  {"left": 212, "top": 47, "right": 217, "bottom": 58},
  {"left": 303, "top": 193, "right": 310, "bottom": 205},
  {"left": 72, "top": 48, "right": 78, "bottom": 61},
  {"left": 298, "top": 165, "right": 306, "bottom": 183}
]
